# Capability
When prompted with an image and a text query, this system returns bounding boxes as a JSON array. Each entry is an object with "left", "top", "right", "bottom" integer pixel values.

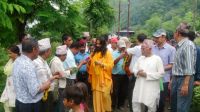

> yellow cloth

[
  {"left": 87, "top": 51, "right": 114, "bottom": 112},
  {"left": 4, "top": 59, "right": 13, "bottom": 76}
]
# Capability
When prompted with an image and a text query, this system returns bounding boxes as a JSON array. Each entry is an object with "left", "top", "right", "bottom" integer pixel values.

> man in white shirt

[
  {"left": 50, "top": 45, "right": 71, "bottom": 112},
  {"left": 132, "top": 39, "right": 164, "bottom": 112},
  {"left": 13, "top": 38, "right": 60, "bottom": 112},
  {"left": 63, "top": 42, "right": 81, "bottom": 86},
  {"left": 126, "top": 33, "right": 147, "bottom": 112},
  {"left": 33, "top": 38, "right": 60, "bottom": 112}
]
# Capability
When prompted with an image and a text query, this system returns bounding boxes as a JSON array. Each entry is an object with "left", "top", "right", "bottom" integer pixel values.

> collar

[
  {"left": 38, "top": 56, "right": 46, "bottom": 63},
  {"left": 21, "top": 54, "right": 32, "bottom": 62},
  {"left": 177, "top": 38, "right": 188, "bottom": 47},
  {"left": 78, "top": 52, "right": 88, "bottom": 55},
  {"left": 155, "top": 42, "right": 168, "bottom": 49}
]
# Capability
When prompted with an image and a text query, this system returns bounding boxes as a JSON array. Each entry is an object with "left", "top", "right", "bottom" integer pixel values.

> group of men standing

[
  {"left": 109, "top": 22, "right": 198, "bottom": 112},
  {"left": 0, "top": 22, "right": 200, "bottom": 112}
]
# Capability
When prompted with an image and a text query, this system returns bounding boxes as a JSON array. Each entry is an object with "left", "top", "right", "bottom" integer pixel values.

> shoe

[
  {"left": 118, "top": 107, "right": 125, "bottom": 111},
  {"left": 168, "top": 107, "right": 172, "bottom": 110}
]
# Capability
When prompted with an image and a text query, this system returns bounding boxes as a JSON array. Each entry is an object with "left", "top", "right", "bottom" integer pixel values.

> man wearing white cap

[
  {"left": 111, "top": 40, "right": 129, "bottom": 110},
  {"left": 83, "top": 32, "right": 90, "bottom": 53},
  {"left": 33, "top": 38, "right": 61, "bottom": 112},
  {"left": 13, "top": 38, "right": 61, "bottom": 112},
  {"left": 50, "top": 45, "right": 71, "bottom": 112}
]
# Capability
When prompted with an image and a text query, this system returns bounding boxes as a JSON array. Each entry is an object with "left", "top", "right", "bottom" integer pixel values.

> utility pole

[
  {"left": 193, "top": 0, "right": 198, "bottom": 31},
  {"left": 127, "top": 0, "right": 130, "bottom": 37},
  {"left": 118, "top": 0, "right": 121, "bottom": 38}
]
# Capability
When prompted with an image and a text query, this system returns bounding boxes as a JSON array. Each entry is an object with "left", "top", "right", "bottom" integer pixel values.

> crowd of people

[{"left": 0, "top": 22, "right": 200, "bottom": 112}]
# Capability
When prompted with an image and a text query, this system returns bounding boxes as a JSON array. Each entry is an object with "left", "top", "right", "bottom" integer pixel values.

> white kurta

[
  {"left": 132, "top": 55, "right": 164, "bottom": 108},
  {"left": 33, "top": 56, "right": 54, "bottom": 91},
  {"left": 50, "top": 56, "right": 70, "bottom": 89}
]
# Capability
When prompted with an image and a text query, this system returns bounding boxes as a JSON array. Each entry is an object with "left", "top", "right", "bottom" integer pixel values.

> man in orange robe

[{"left": 87, "top": 37, "right": 114, "bottom": 112}]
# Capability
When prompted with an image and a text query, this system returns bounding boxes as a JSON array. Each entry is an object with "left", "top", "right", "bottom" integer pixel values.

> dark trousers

[
  {"left": 128, "top": 75, "right": 136, "bottom": 112},
  {"left": 111, "top": 74, "right": 129, "bottom": 109},
  {"left": 171, "top": 76, "right": 194, "bottom": 112},
  {"left": 157, "top": 82, "right": 169, "bottom": 112},
  {"left": 16, "top": 99, "right": 41, "bottom": 112},
  {"left": 76, "top": 71, "right": 92, "bottom": 94},
  {"left": 41, "top": 91, "right": 57, "bottom": 112},
  {"left": 58, "top": 88, "right": 65, "bottom": 112},
  {"left": 66, "top": 79, "right": 76, "bottom": 86},
  {"left": 76, "top": 71, "right": 88, "bottom": 83}
]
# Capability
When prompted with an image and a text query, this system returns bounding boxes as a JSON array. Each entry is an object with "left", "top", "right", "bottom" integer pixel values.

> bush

[{"left": 0, "top": 46, "right": 8, "bottom": 111}]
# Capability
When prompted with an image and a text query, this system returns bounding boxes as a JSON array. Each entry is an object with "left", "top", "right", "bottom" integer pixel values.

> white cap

[
  {"left": 56, "top": 45, "right": 67, "bottom": 55},
  {"left": 83, "top": 32, "right": 90, "bottom": 37},
  {"left": 120, "top": 37, "right": 129, "bottom": 43},
  {"left": 153, "top": 29, "right": 166, "bottom": 37},
  {"left": 117, "top": 40, "right": 126, "bottom": 48},
  {"left": 38, "top": 38, "right": 51, "bottom": 51}
]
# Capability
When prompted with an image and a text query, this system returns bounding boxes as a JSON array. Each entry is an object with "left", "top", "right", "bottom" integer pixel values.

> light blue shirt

[
  {"left": 12, "top": 55, "right": 43, "bottom": 103},
  {"left": 75, "top": 52, "right": 90, "bottom": 72},
  {"left": 112, "top": 50, "right": 126, "bottom": 75},
  {"left": 152, "top": 43, "right": 176, "bottom": 82},
  {"left": 63, "top": 49, "right": 77, "bottom": 79}
]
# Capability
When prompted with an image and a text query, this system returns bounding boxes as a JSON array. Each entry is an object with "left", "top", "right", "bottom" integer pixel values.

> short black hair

[
  {"left": 187, "top": 31, "right": 196, "bottom": 41},
  {"left": 22, "top": 38, "right": 38, "bottom": 53},
  {"left": 137, "top": 33, "right": 147, "bottom": 43},
  {"left": 102, "top": 34, "right": 109, "bottom": 42},
  {"left": 70, "top": 41, "right": 81, "bottom": 49},
  {"left": 19, "top": 33, "right": 27, "bottom": 42},
  {"left": 63, "top": 86, "right": 83, "bottom": 105},
  {"left": 62, "top": 34, "right": 71, "bottom": 45},
  {"left": 9, "top": 45, "right": 20, "bottom": 56}
]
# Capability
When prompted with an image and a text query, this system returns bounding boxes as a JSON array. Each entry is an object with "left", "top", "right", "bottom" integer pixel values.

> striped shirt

[{"left": 172, "top": 38, "right": 196, "bottom": 76}]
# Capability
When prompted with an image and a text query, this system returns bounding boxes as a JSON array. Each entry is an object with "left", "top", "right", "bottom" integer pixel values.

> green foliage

[
  {"left": 195, "top": 37, "right": 200, "bottom": 46},
  {"left": 0, "top": 1, "right": 26, "bottom": 30},
  {"left": 0, "top": 46, "right": 8, "bottom": 111},
  {"left": 84, "top": 0, "right": 115, "bottom": 36},
  {"left": 191, "top": 86, "right": 200, "bottom": 112},
  {"left": 110, "top": 0, "right": 200, "bottom": 35}
]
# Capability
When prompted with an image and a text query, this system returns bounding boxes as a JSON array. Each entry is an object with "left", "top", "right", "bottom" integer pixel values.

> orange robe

[{"left": 88, "top": 51, "right": 114, "bottom": 112}]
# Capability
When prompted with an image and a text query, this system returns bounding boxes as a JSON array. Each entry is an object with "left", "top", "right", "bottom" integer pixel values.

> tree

[
  {"left": 84, "top": 0, "right": 115, "bottom": 37},
  {"left": 0, "top": 0, "right": 86, "bottom": 46}
]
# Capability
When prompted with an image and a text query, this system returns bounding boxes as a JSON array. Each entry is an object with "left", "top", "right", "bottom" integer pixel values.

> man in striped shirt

[{"left": 171, "top": 22, "right": 196, "bottom": 112}]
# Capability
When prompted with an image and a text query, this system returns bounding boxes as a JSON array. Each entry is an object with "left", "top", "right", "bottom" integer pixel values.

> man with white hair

[
  {"left": 132, "top": 39, "right": 164, "bottom": 112},
  {"left": 33, "top": 38, "right": 61, "bottom": 112}
]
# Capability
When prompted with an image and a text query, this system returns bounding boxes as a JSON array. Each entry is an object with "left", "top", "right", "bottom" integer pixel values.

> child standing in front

[{"left": 63, "top": 86, "right": 84, "bottom": 112}]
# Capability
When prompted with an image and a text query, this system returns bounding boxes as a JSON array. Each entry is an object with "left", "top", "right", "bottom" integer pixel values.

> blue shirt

[
  {"left": 12, "top": 55, "right": 43, "bottom": 103},
  {"left": 75, "top": 52, "right": 90, "bottom": 72},
  {"left": 112, "top": 50, "right": 126, "bottom": 75},
  {"left": 152, "top": 43, "right": 176, "bottom": 82}
]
